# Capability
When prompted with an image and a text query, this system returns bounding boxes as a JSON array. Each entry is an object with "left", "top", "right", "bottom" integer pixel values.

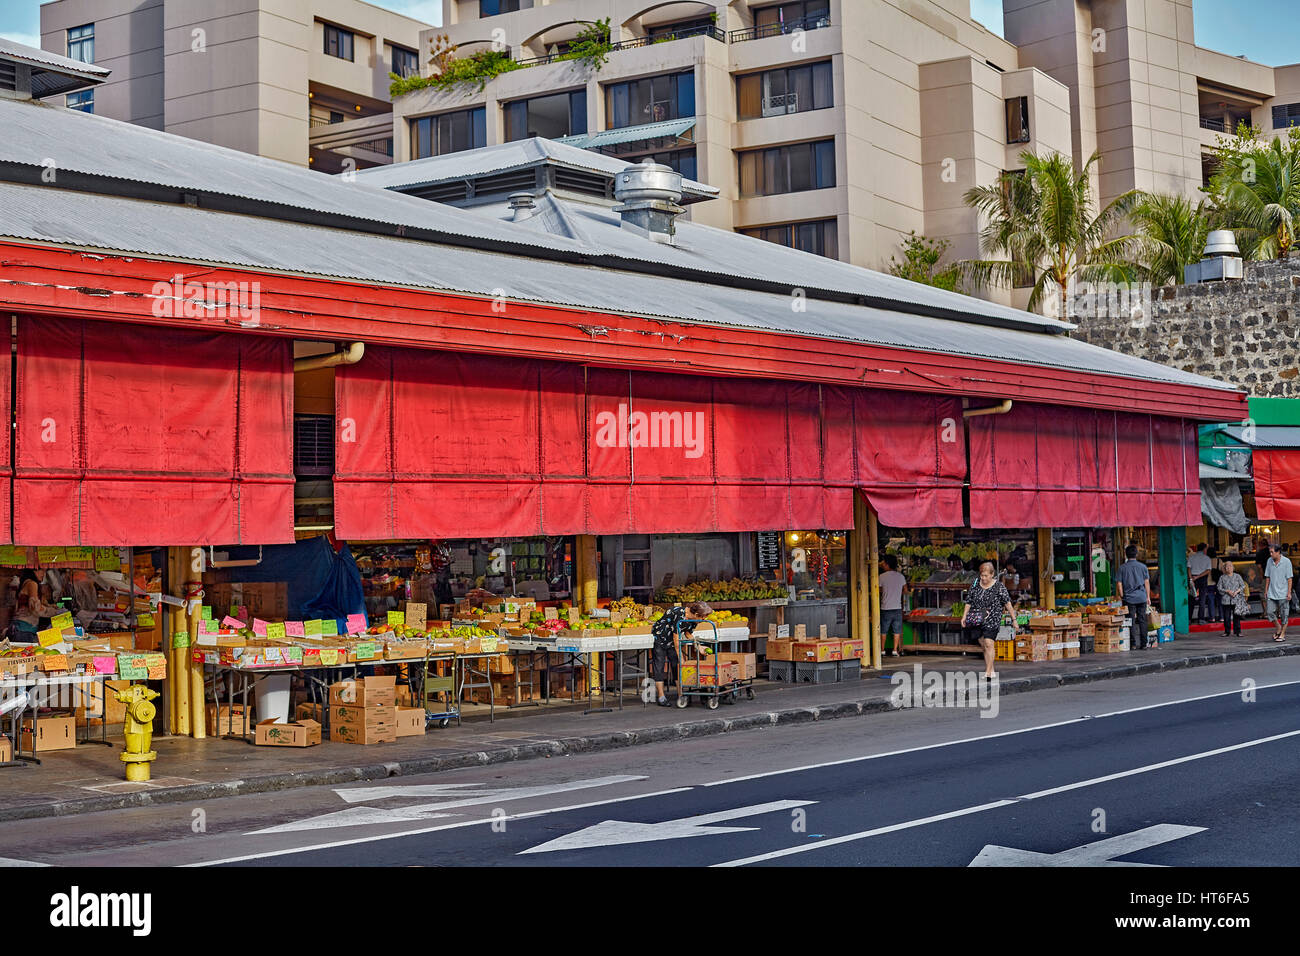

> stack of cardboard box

[{"left": 328, "top": 675, "right": 397, "bottom": 744}]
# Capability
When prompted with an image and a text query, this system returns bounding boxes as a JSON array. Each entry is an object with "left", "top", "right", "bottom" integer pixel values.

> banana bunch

[{"left": 656, "top": 578, "right": 785, "bottom": 603}]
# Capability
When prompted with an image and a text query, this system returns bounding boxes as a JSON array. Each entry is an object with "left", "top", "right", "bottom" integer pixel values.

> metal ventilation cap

[
  {"left": 1203, "top": 230, "right": 1240, "bottom": 258},
  {"left": 614, "top": 160, "right": 683, "bottom": 204},
  {"left": 508, "top": 191, "right": 537, "bottom": 222}
]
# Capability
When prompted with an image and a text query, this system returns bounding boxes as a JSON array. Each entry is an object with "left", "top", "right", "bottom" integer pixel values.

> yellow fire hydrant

[{"left": 116, "top": 684, "right": 159, "bottom": 782}]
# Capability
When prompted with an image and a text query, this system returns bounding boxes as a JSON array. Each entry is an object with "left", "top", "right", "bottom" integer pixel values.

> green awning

[{"left": 556, "top": 118, "right": 696, "bottom": 150}]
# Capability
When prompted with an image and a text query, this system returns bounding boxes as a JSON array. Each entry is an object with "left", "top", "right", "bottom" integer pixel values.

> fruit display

[
  {"left": 655, "top": 578, "right": 786, "bottom": 603},
  {"left": 702, "top": 610, "right": 746, "bottom": 624}
]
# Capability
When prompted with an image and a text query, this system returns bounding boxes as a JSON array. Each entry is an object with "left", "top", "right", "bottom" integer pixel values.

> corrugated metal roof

[
  {"left": 0, "top": 96, "right": 587, "bottom": 255},
  {"left": 0, "top": 36, "right": 110, "bottom": 78},
  {"left": 1220, "top": 425, "right": 1300, "bottom": 448},
  {"left": 0, "top": 181, "right": 1238, "bottom": 395},
  {"left": 555, "top": 118, "right": 697, "bottom": 149},
  {"left": 0, "top": 97, "right": 1069, "bottom": 334},
  {"left": 351, "top": 135, "right": 717, "bottom": 199}
]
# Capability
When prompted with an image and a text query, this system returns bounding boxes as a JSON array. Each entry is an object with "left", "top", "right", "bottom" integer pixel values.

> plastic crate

[
  {"left": 767, "top": 659, "right": 796, "bottom": 682},
  {"left": 1079, "top": 633, "right": 1094, "bottom": 654},
  {"left": 796, "top": 660, "right": 838, "bottom": 684},
  {"left": 836, "top": 659, "right": 861, "bottom": 682}
]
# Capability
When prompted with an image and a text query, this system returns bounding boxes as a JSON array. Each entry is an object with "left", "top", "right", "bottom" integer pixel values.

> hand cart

[
  {"left": 675, "top": 619, "right": 756, "bottom": 710},
  {"left": 418, "top": 647, "right": 459, "bottom": 728}
]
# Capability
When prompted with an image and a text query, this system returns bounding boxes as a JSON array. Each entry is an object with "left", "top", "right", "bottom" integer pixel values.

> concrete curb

[{"left": 3, "top": 642, "right": 1298, "bottom": 822}]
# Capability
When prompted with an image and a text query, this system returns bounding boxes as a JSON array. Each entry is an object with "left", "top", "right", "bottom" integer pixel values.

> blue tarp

[{"left": 208, "top": 536, "right": 366, "bottom": 625}]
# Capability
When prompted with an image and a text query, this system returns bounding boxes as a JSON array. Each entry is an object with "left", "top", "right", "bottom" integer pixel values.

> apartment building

[
  {"left": 391, "top": 0, "right": 1300, "bottom": 303},
  {"left": 39, "top": 0, "right": 431, "bottom": 170}
]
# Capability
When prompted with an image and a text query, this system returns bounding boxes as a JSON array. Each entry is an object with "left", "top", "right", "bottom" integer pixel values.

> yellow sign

[
  {"left": 387, "top": 611, "right": 405, "bottom": 627},
  {"left": 37, "top": 628, "right": 63, "bottom": 647},
  {"left": 37, "top": 547, "right": 65, "bottom": 565},
  {"left": 65, "top": 546, "right": 92, "bottom": 562},
  {"left": 50, "top": 611, "right": 74, "bottom": 630},
  {"left": 93, "top": 547, "right": 120, "bottom": 571},
  {"left": 0, "top": 546, "right": 27, "bottom": 566},
  {"left": 266, "top": 622, "right": 286, "bottom": 640}
]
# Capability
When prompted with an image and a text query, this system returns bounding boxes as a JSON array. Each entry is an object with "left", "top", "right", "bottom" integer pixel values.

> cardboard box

[
  {"left": 0, "top": 734, "right": 11, "bottom": 762},
  {"left": 204, "top": 581, "right": 289, "bottom": 621},
  {"left": 330, "top": 715, "right": 398, "bottom": 745},
  {"left": 840, "top": 639, "right": 865, "bottom": 661},
  {"left": 1028, "top": 614, "right": 1083, "bottom": 629},
  {"left": 793, "top": 624, "right": 808, "bottom": 639},
  {"left": 765, "top": 638, "right": 794, "bottom": 661},
  {"left": 20, "top": 713, "right": 76, "bottom": 752},
  {"left": 328, "top": 675, "right": 396, "bottom": 708},
  {"left": 254, "top": 718, "right": 321, "bottom": 747},
  {"left": 395, "top": 706, "right": 425, "bottom": 737},
  {"left": 294, "top": 702, "right": 322, "bottom": 723},
  {"left": 718, "top": 652, "right": 756, "bottom": 680},
  {"left": 207, "top": 703, "right": 254, "bottom": 736},
  {"left": 791, "top": 640, "right": 841, "bottom": 662}
]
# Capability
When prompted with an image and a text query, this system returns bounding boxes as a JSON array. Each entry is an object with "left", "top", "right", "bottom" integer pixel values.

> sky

[{"left": 0, "top": 0, "right": 1294, "bottom": 67}]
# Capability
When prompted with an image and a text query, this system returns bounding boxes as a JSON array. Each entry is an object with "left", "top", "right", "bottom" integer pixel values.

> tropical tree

[
  {"left": 959, "top": 150, "right": 1140, "bottom": 319},
  {"left": 1127, "top": 192, "right": 1211, "bottom": 286},
  {"left": 1206, "top": 126, "right": 1300, "bottom": 261},
  {"left": 886, "top": 232, "right": 962, "bottom": 291}
]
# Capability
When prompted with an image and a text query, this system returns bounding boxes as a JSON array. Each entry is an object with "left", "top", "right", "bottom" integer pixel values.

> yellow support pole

[
  {"left": 1037, "top": 528, "right": 1056, "bottom": 609},
  {"left": 575, "top": 535, "right": 599, "bottom": 694},
  {"left": 187, "top": 576, "right": 206, "bottom": 739},
  {"left": 169, "top": 563, "right": 193, "bottom": 738},
  {"left": 850, "top": 494, "right": 871, "bottom": 667},
  {"left": 165, "top": 547, "right": 184, "bottom": 735},
  {"left": 868, "top": 505, "right": 882, "bottom": 671}
]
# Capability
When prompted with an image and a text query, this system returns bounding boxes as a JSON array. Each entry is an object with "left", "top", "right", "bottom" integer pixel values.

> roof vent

[
  {"left": 1185, "top": 229, "right": 1243, "bottom": 283},
  {"left": 507, "top": 191, "right": 538, "bottom": 222},
  {"left": 612, "top": 160, "right": 683, "bottom": 245}
]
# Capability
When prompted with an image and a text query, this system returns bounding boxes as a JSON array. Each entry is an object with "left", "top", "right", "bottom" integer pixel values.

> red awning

[
  {"left": 13, "top": 317, "right": 294, "bottom": 545},
  {"left": 1252, "top": 449, "right": 1300, "bottom": 522},
  {"left": 333, "top": 348, "right": 965, "bottom": 538},
  {"left": 0, "top": 327, "right": 10, "bottom": 544},
  {"left": 968, "top": 403, "right": 1199, "bottom": 528}
]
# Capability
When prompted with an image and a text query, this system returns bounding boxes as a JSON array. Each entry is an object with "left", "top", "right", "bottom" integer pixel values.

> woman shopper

[
  {"left": 1216, "top": 560, "right": 1247, "bottom": 638},
  {"left": 960, "top": 560, "right": 1016, "bottom": 681}
]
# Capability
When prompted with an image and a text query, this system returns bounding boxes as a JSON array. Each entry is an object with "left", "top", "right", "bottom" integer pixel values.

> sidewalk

[{"left": 2, "top": 630, "right": 1296, "bottom": 822}]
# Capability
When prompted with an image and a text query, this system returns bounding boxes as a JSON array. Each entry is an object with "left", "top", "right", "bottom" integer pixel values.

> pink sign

[
  {"left": 284, "top": 621, "right": 305, "bottom": 637},
  {"left": 252, "top": 618, "right": 268, "bottom": 637},
  {"left": 345, "top": 613, "right": 367, "bottom": 635},
  {"left": 222, "top": 615, "right": 246, "bottom": 629},
  {"left": 92, "top": 656, "right": 117, "bottom": 674}
]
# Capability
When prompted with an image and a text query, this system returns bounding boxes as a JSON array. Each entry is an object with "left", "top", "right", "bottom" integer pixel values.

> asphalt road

[{"left": 3, "top": 657, "right": 1299, "bottom": 868}]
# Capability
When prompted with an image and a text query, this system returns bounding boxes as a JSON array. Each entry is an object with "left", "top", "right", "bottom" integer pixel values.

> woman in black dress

[{"left": 959, "top": 560, "right": 1017, "bottom": 681}]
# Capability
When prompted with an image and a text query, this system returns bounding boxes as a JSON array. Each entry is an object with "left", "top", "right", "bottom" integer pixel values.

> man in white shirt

[
  {"left": 879, "top": 556, "right": 909, "bottom": 657},
  {"left": 1187, "top": 543, "right": 1213, "bottom": 624},
  {"left": 1264, "top": 543, "right": 1293, "bottom": 642}
]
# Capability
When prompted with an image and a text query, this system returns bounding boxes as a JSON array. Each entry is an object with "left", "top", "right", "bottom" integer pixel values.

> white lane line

[
  {"left": 185, "top": 786, "right": 694, "bottom": 866},
  {"left": 713, "top": 728, "right": 1300, "bottom": 867},
  {"left": 0, "top": 856, "right": 50, "bottom": 867},
  {"left": 702, "top": 678, "right": 1300, "bottom": 788}
]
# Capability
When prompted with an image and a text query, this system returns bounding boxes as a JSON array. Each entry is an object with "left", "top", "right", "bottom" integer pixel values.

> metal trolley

[{"left": 674, "top": 619, "right": 756, "bottom": 710}]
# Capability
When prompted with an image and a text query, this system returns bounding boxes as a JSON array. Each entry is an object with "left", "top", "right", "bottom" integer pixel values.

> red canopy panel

[
  {"left": 968, "top": 403, "right": 1199, "bottom": 529},
  {"left": 1252, "top": 449, "right": 1300, "bottom": 522},
  {"left": 0, "top": 325, "right": 9, "bottom": 544},
  {"left": 13, "top": 317, "right": 294, "bottom": 545},
  {"left": 333, "top": 348, "right": 965, "bottom": 539}
]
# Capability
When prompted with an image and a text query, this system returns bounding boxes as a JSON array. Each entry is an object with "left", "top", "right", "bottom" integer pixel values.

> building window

[
  {"left": 67, "top": 23, "right": 94, "bottom": 63},
  {"left": 754, "top": 1, "right": 831, "bottom": 35},
  {"left": 410, "top": 107, "right": 487, "bottom": 159},
  {"left": 737, "top": 140, "right": 836, "bottom": 197},
  {"left": 66, "top": 89, "right": 94, "bottom": 113},
  {"left": 1273, "top": 103, "right": 1300, "bottom": 129},
  {"left": 737, "top": 62, "right": 833, "bottom": 119},
  {"left": 504, "top": 91, "right": 587, "bottom": 141},
  {"left": 329, "top": 110, "right": 344, "bottom": 124},
  {"left": 480, "top": 0, "right": 533, "bottom": 16},
  {"left": 623, "top": 148, "right": 697, "bottom": 181},
  {"left": 391, "top": 45, "right": 418, "bottom": 78},
  {"left": 1006, "top": 96, "right": 1030, "bottom": 144},
  {"left": 323, "top": 24, "right": 355, "bottom": 61},
  {"left": 741, "top": 219, "right": 838, "bottom": 259},
  {"left": 605, "top": 71, "right": 694, "bottom": 130}
]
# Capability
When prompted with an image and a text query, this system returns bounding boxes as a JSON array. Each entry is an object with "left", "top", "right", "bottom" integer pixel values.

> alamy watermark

[
  {"left": 150, "top": 274, "right": 260, "bottom": 324},
  {"left": 594, "top": 403, "right": 706, "bottom": 459},
  {"left": 889, "top": 664, "right": 999, "bottom": 718}
]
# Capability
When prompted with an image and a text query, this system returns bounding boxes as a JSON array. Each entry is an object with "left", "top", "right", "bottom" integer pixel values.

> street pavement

[{"left": 2, "top": 656, "right": 1297, "bottom": 868}]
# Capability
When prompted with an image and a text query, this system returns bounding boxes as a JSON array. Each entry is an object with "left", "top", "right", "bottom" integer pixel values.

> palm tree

[
  {"left": 1208, "top": 128, "right": 1300, "bottom": 260},
  {"left": 959, "top": 150, "right": 1140, "bottom": 319},
  {"left": 1128, "top": 192, "right": 1211, "bottom": 286}
]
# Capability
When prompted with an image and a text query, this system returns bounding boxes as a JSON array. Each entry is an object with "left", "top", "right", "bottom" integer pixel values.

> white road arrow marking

[
  {"left": 248, "top": 775, "right": 648, "bottom": 834},
  {"left": 519, "top": 800, "right": 816, "bottom": 855},
  {"left": 969, "top": 824, "right": 1206, "bottom": 867},
  {"left": 0, "top": 856, "right": 49, "bottom": 867}
]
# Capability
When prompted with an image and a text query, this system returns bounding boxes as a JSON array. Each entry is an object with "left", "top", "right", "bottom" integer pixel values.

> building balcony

[
  {"left": 310, "top": 112, "right": 396, "bottom": 163},
  {"left": 515, "top": 25, "right": 725, "bottom": 67},
  {"left": 730, "top": 14, "right": 832, "bottom": 44}
]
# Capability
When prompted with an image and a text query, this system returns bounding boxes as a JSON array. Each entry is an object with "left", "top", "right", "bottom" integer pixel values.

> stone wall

[{"left": 1073, "top": 259, "right": 1300, "bottom": 396}]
